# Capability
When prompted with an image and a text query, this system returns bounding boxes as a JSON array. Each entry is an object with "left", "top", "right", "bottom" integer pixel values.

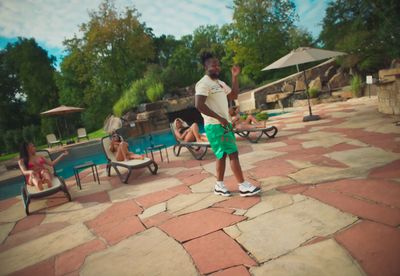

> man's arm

[
  {"left": 195, "top": 95, "right": 229, "bottom": 126},
  {"left": 227, "top": 65, "right": 240, "bottom": 101}
]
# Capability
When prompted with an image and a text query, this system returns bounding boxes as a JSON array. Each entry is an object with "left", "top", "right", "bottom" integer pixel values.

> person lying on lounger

[
  {"left": 229, "top": 106, "right": 266, "bottom": 130},
  {"left": 18, "top": 142, "right": 68, "bottom": 191},
  {"left": 110, "top": 133, "right": 144, "bottom": 161},
  {"left": 173, "top": 118, "right": 208, "bottom": 142}
]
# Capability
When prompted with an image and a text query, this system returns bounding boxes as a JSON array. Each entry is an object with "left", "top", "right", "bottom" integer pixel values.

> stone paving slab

[
  {"left": 335, "top": 221, "right": 400, "bottom": 276},
  {"left": 250, "top": 239, "right": 365, "bottom": 276},
  {"left": 80, "top": 227, "right": 198, "bottom": 276},
  {"left": 0, "top": 222, "right": 14, "bottom": 244},
  {"left": 0, "top": 223, "right": 95, "bottom": 275},
  {"left": 234, "top": 198, "right": 357, "bottom": 262},
  {"left": 159, "top": 208, "right": 246, "bottom": 242},
  {"left": 184, "top": 230, "right": 257, "bottom": 274}
]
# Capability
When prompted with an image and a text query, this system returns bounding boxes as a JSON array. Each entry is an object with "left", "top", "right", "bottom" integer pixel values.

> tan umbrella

[
  {"left": 262, "top": 47, "right": 347, "bottom": 121},
  {"left": 41, "top": 105, "right": 85, "bottom": 139}
]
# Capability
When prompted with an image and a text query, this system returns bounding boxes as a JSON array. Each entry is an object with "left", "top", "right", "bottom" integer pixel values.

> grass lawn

[{"left": 0, "top": 128, "right": 107, "bottom": 163}]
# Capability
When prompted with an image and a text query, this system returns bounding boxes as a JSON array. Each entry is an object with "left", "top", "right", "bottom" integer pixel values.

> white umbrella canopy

[
  {"left": 40, "top": 105, "right": 85, "bottom": 139},
  {"left": 261, "top": 47, "right": 347, "bottom": 122},
  {"left": 262, "top": 47, "right": 347, "bottom": 71},
  {"left": 40, "top": 105, "right": 84, "bottom": 116}
]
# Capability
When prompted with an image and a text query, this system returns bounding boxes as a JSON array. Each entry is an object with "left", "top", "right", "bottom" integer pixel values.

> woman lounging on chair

[
  {"left": 173, "top": 118, "right": 208, "bottom": 142},
  {"left": 229, "top": 106, "right": 266, "bottom": 130},
  {"left": 18, "top": 142, "right": 68, "bottom": 191},
  {"left": 109, "top": 133, "right": 144, "bottom": 161},
  {"left": 228, "top": 106, "right": 278, "bottom": 143}
]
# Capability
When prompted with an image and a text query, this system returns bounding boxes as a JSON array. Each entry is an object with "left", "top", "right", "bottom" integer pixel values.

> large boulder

[
  {"left": 281, "top": 82, "right": 294, "bottom": 93},
  {"left": 309, "top": 77, "right": 322, "bottom": 91},
  {"left": 328, "top": 72, "right": 350, "bottom": 89},
  {"left": 295, "top": 80, "right": 306, "bottom": 91},
  {"left": 324, "top": 66, "right": 337, "bottom": 82}
]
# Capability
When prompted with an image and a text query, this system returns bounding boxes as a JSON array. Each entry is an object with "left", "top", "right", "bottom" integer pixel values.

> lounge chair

[
  {"left": 77, "top": 128, "right": 89, "bottom": 142},
  {"left": 20, "top": 150, "right": 72, "bottom": 215},
  {"left": 170, "top": 121, "right": 211, "bottom": 160},
  {"left": 234, "top": 125, "right": 278, "bottom": 143},
  {"left": 46, "top": 133, "right": 62, "bottom": 148},
  {"left": 101, "top": 136, "right": 158, "bottom": 184}
]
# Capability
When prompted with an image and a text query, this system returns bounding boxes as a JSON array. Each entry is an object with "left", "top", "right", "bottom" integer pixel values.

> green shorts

[{"left": 204, "top": 123, "right": 238, "bottom": 159}]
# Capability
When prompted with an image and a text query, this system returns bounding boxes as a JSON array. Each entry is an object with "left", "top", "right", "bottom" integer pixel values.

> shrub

[
  {"left": 307, "top": 87, "right": 320, "bottom": 98},
  {"left": 3, "top": 129, "right": 23, "bottom": 153},
  {"left": 351, "top": 75, "right": 362, "bottom": 97},
  {"left": 255, "top": 112, "right": 269, "bottom": 121},
  {"left": 146, "top": 83, "right": 164, "bottom": 103}
]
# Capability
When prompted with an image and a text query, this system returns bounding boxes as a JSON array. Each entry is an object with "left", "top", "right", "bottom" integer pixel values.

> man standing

[{"left": 195, "top": 52, "right": 261, "bottom": 197}]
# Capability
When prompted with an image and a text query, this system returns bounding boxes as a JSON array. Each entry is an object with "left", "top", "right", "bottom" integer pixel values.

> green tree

[
  {"left": 0, "top": 38, "right": 59, "bottom": 152},
  {"left": 58, "top": 0, "right": 155, "bottom": 130},
  {"left": 319, "top": 0, "right": 400, "bottom": 72},
  {"left": 227, "top": 0, "right": 299, "bottom": 82}
]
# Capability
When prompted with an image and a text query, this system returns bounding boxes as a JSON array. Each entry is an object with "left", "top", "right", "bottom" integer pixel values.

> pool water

[{"left": 0, "top": 111, "right": 286, "bottom": 200}]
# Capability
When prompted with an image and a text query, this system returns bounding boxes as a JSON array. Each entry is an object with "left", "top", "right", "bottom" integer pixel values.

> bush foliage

[
  {"left": 255, "top": 112, "right": 269, "bottom": 121},
  {"left": 351, "top": 75, "right": 362, "bottom": 97}
]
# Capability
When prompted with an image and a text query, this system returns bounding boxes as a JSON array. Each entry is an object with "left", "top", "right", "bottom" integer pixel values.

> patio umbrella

[
  {"left": 262, "top": 47, "right": 347, "bottom": 122},
  {"left": 40, "top": 105, "right": 84, "bottom": 139}
]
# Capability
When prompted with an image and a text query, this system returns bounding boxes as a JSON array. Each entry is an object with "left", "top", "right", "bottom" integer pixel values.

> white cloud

[
  {"left": 0, "top": 0, "right": 234, "bottom": 49},
  {"left": 0, "top": 0, "right": 327, "bottom": 54}
]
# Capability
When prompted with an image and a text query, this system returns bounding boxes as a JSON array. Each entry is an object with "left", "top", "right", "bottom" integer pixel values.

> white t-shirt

[{"left": 195, "top": 75, "right": 232, "bottom": 125}]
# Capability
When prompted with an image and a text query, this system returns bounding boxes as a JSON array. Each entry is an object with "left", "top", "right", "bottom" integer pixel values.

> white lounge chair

[
  {"left": 77, "top": 128, "right": 89, "bottom": 142},
  {"left": 20, "top": 150, "right": 71, "bottom": 215},
  {"left": 101, "top": 136, "right": 158, "bottom": 183},
  {"left": 46, "top": 133, "right": 62, "bottom": 148},
  {"left": 170, "top": 120, "right": 210, "bottom": 160}
]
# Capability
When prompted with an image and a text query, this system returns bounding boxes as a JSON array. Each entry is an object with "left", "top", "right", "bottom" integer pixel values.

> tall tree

[
  {"left": 58, "top": 0, "right": 155, "bottom": 130},
  {"left": 319, "top": 0, "right": 400, "bottom": 72},
  {"left": 227, "top": 0, "right": 298, "bottom": 82}
]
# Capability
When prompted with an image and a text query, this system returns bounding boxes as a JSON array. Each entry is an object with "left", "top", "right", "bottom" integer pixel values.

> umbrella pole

[
  {"left": 302, "top": 70, "right": 320, "bottom": 122},
  {"left": 56, "top": 118, "right": 62, "bottom": 140}
]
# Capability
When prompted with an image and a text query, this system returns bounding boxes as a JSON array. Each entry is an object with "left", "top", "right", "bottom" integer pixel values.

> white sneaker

[
  {"left": 214, "top": 183, "right": 231, "bottom": 197},
  {"left": 239, "top": 182, "right": 261, "bottom": 197}
]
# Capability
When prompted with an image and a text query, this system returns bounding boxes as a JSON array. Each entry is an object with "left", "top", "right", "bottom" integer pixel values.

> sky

[{"left": 0, "top": 0, "right": 330, "bottom": 64}]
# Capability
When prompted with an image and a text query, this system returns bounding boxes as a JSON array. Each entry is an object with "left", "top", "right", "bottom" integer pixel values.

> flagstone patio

[{"left": 0, "top": 96, "right": 399, "bottom": 276}]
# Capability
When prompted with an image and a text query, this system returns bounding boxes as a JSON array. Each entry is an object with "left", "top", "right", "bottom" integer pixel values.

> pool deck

[{"left": 0, "top": 96, "right": 399, "bottom": 276}]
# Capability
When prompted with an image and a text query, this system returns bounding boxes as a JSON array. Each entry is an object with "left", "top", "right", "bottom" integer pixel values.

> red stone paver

[
  {"left": 210, "top": 265, "right": 250, "bottom": 276},
  {"left": 90, "top": 215, "right": 145, "bottom": 245},
  {"left": 369, "top": 160, "right": 400, "bottom": 179},
  {"left": 166, "top": 184, "right": 191, "bottom": 195},
  {"left": 213, "top": 196, "right": 260, "bottom": 210},
  {"left": 0, "top": 222, "right": 70, "bottom": 252},
  {"left": 10, "top": 257, "right": 55, "bottom": 276},
  {"left": 303, "top": 187, "right": 400, "bottom": 226},
  {"left": 159, "top": 209, "right": 246, "bottom": 242},
  {"left": 55, "top": 239, "right": 106, "bottom": 276},
  {"left": 75, "top": 191, "right": 110, "bottom": 204},
  {"left": 335, "top": 221, "right": 400, "bottom": 276},
  {"left": 248, "top": 160, "right": 298, "bottom": 179},
  {"left": 85, "top": 200, "right": 142, "bottom": 229},
  {"left": 317, "top": 179, "right": 400, "bottom": 208},
  {"left": 174, "top": 168, "right": 204, "bottom": 179},
  {"left": 0, "top": 197, "right": 19, "bottom": 212},
  {"left": 184, "top": 231, "right": 256, "bottom": 274},
  {"left": 277, "top": 184, "right": 309, "bottom": 194},
  {"left": 141, "top": 212, "right": 175, "bottom": 228},
  {"left": 134, "top": 189, "right": 177, "bottom": 209},
  {"left": 10, "top": 214, "right": 45, "bottom": 234},
  {"left": 181, "top": 173, "right": 210, "bottom": 186}
]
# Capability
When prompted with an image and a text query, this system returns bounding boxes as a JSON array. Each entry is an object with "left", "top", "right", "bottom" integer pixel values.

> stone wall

[{"left": 377, "top": 79, "right": 400, "bottom": 115}]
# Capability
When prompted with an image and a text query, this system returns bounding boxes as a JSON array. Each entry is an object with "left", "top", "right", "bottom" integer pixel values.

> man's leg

[
  {"left": 216, "top": 154, "right": 227, "bottom": 181},
  {"left": 214, "top": 154, "right": 231, "bottom": 196},
  {"left": 228, "top": 151, "right": 261, "bottom": 197},
  {"left": 228, "top": 152, "right": 244, "bottom": 183}
]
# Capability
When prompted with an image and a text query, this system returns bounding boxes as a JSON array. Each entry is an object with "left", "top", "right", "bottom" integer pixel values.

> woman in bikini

[
  {"left": 109, "top": 133, "right": 144, "bottom": 161},
  {"left": 18, "top": 142, "right": 68, "bottom": 191},
  {"left": 229, "top": 106, "right": 266, "bottom": 130},
  {"left": 174, "top": 118, "right": 208, "bottom": 142}
]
